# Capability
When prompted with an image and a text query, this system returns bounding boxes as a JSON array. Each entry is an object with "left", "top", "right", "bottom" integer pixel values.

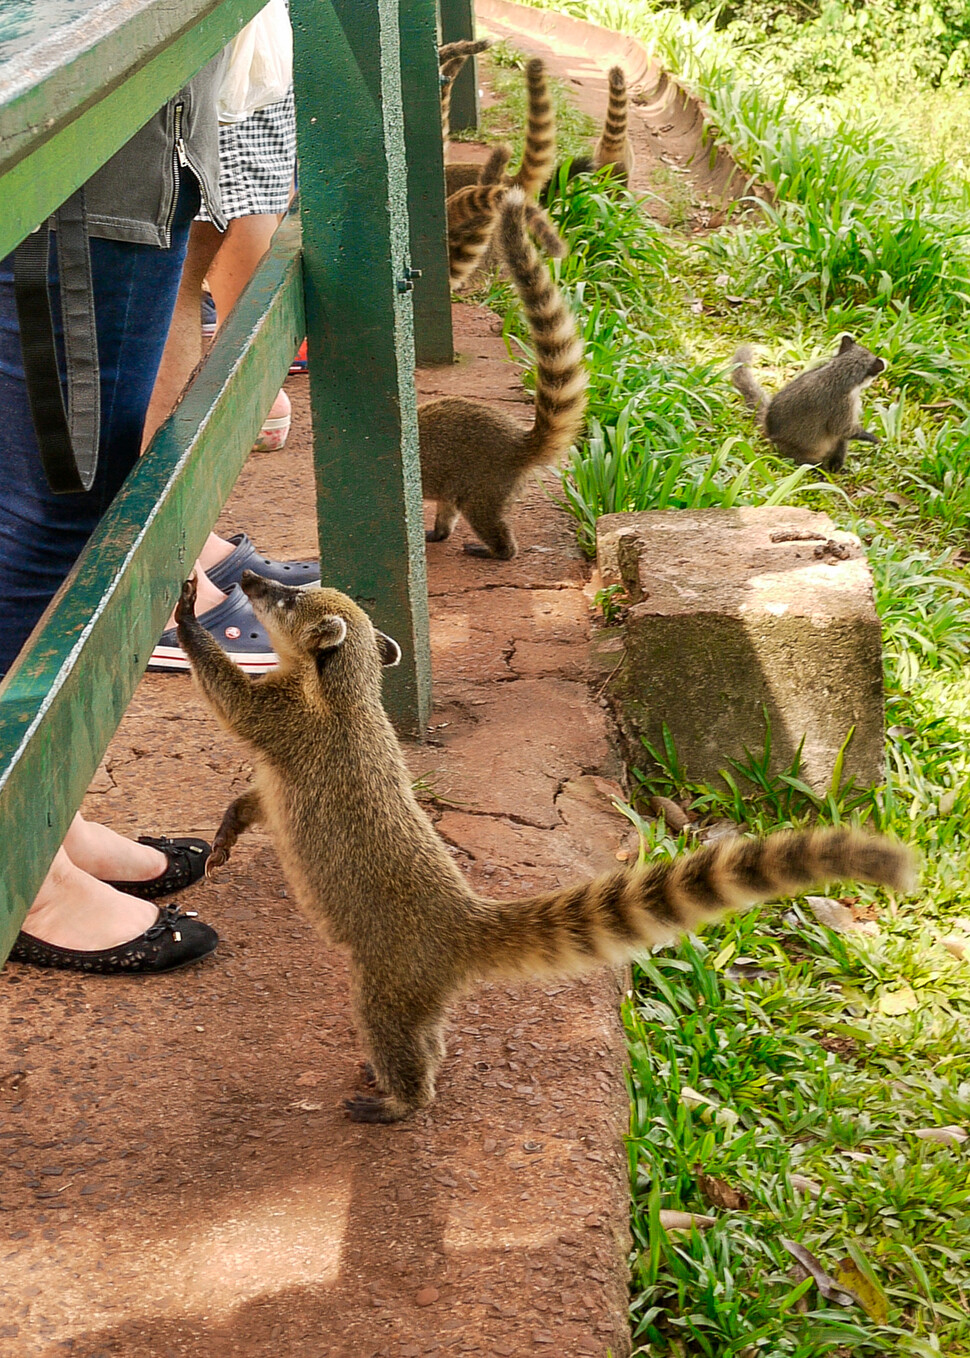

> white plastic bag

[{"left": 217, "top": 0, "right": 293, "bottom": 125}]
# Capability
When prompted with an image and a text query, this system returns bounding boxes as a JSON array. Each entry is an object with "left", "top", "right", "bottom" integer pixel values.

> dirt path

[
  {"left": 0, "top": 302, "right": 638, "bottom": 1357},
  {"left": 476, "top": 0, "right": 766, "bottom": 227}
]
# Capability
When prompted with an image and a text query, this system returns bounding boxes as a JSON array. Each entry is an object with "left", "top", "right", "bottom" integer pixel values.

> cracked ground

[{"left": 0, "top": 301, "right": 638, "bottom": 1357}]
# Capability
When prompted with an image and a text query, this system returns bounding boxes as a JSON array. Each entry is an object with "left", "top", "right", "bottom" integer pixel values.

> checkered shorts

[{"left": 197, "top": 88, "right": 296, "bottom": 222}]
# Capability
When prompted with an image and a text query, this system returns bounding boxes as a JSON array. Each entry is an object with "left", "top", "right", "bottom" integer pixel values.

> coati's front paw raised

[
  {"left": 204, "top": 845, "right": 229, "bottom": 880},
  {"left": 174, "top": 575, "right": 198, "bottom": 625},
  {"left": 343, "top": 1092, "right": 414, "bottom": 1124}
]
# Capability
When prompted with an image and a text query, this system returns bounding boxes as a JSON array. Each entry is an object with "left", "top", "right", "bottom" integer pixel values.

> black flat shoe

[
  {"left": 102, "top": 835, "right": 210, "bottom": 899},
  {"left": 8, "top": 904, "right": 218, "bottom": 974}
]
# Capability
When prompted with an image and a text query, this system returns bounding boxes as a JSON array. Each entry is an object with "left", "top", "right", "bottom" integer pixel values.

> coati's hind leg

[
  {"left": 425, "top": 501, "right": 460, "bottom": 543},
  {"left": 851, "top": 428, "right": 880, "bottom": 446},
  {"left": 462, "top": 505, "right": 518, "bottom": 560},
  {"left": 344, "top": 992, "right": 443, "bottom": 1124},
  {"left": 207, "top": 788, "right": 263, "bottom": 878},
  {"left": 823, "top": 439, "right": 848, "bottom": 473}
]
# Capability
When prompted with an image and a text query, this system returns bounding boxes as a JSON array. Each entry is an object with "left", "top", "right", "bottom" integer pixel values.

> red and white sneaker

[{"left": 148, "top": 584, "right": 278, "bottom": 673}]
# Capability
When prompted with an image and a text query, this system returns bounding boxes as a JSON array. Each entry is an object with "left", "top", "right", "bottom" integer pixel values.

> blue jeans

[{"left": 0, "top": 173, "right": 200, "bottom": 678}]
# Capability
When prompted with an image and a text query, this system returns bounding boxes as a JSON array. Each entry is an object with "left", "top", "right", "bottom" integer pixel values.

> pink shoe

[{"left": 252, "top": 390, "right": 291, "bottom": 453}]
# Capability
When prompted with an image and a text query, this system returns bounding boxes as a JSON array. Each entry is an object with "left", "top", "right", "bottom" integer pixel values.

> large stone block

[{"left": 594, "top": 506, "right": 885, "bottom": 792}]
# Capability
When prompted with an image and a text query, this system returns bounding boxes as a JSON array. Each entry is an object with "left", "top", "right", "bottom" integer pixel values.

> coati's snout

[{"left": 239, "top": 572, "right": 401, "bottom": 671}]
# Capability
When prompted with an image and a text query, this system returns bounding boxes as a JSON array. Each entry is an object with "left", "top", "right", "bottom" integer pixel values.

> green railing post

[
  {"left": 291, "top": 0, "right": 432, "bottom": 735},
  {"left": 439, "top": 0, "right": 480, "bottom": 133},
  {"left": 400, "top": 0, "right": 454, "bottom": 365}
]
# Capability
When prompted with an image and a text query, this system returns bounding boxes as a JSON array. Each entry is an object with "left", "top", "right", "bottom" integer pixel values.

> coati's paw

[
  {"left": 174, "top": 575, "right": 198, "bottom": 624},
  {"left": 356, "top": 1061, "right": 379, "bottom": 1089},
  {"left": 462, "top": 542, "right": 516, "bottom": 561},
  {"left": 425, "top": 528, "right": 449, "bottom": 543},
  {"left": 343, "top": 1093, "right": 413, "bottom": 1124},
  {"left": 204, "top": 846, "right": 229, "bottom": 880}
]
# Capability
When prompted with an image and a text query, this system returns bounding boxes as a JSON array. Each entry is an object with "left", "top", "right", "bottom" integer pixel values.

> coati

[
  {"left": 445, "top": 178, "right": 564, "bottom": 289},
  {"left": 439, "top": 38, "right": 491, "bottom": 147},
  {"left": 424, "top": 189, "right": 585, "bottom": 558},
  {"left": 732, "top": 336, "right": 886, "bottom": 473},
  {"left": 446, "top": 58, "right": 556, "bottom": 204},
  {"left": 175, "top": 571, "right": 915, "bottom": 1124},
  {"left": 544, "top": 64, "right": 634, "bottom": 197}
]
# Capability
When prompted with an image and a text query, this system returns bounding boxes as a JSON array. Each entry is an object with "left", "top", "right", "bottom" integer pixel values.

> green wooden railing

[{"left": 0, "top": 0, "right": 467, "bottom": 961}]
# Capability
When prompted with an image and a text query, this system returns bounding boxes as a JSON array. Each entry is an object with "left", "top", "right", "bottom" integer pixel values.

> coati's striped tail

[
  {"left": 512, "top": 59, "right": 556, "bottom": 199},
  {"left": 446, "top": 184, "right": 565, "bottom": 288},
  {"left": 594, "top": 66, "right": 633, "bottom": 180},
  {"left": 439, "top": 38, "right": 491, "bottom": 145},
  {"left": 731, "top": 346, "right": 769, "bottom": 426},
  {"left": 474, "top": 828, "right": 915, "bottom": 979},
  {"left": 481, "top": 144, "right": 512, "bottom": 185},
  {"left": 499, "top": 189, "right": 587, "bottom": 467}
]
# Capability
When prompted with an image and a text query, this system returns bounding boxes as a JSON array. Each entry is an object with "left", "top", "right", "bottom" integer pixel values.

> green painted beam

[
  {"left": 439, "top": 0, "right": 480, "bottom": 132},
  {"left": 0, "top": 0, "right": 266, "bottom": 259},
  {"left": 291, "top": 0, "right": 432, "bottom": 736},
  {"left": 0, "top": 220, "right": 305, "bottom": 964},
  {"left": 400, "top": 0, "right": 454, "bottom": 366}
]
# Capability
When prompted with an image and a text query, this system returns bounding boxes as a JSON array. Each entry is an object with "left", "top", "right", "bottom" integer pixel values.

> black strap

[{"left": 13, "top": 189, "right": 100, "bottom": 495}]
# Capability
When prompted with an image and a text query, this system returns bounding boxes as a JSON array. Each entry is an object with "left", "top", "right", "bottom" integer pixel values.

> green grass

[{"left": 473, "top": 20, "right": 970, "bottom": 1358}]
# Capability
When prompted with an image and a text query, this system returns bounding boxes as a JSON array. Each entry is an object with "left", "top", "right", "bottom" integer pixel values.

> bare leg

[
  {"left": 63, "top": 813, "right": 168, "bottom": 882},
  {"left": 207, "top": 788, "right": 264, "bottom": 876},
  {"left": 22, "top": 849, "right": 158, "bottom": 951},
  {"left": 162, "top": 563, "right": 226, "bottom": 631},
  {"left": 142, "top": 222, "right": 223, "bottom": 449},
  {"left": 206, "top": 215, "right": 282, "bottom": 321}
]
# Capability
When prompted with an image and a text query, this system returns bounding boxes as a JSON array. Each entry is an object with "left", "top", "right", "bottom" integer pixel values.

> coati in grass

[
  {"left": 175, "top": 572, "right": 916, "bottom": 1124},
  {"left": 439, "top": 38, "right": 491, "bottom": 148},
  {"left": 544, "top": 64, "right": 634, "bottom": 199},
  {"left": 445, "top": 176, "right": 564, "bottom": 288},
  {"left": 732, "top": 336, "right": 886, "bottom": 473},
  {"left": 425, "top": 188, "right": 584, "bottom": 558},
  {"left": 446, "top": 58, "right": 556, "bottom": 201}
]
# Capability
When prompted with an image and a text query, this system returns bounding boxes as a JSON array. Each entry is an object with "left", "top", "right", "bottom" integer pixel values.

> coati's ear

[
  {"left": 375, "top": 630, "right": 402, "bottom": 667},
  {"left": 838, "top": 333, "right": 855, "bottom": 354},
  {"left": 304, "top": 615, "right": 347, "bottom": 654},
  {"left": 869, "top": 356, "right": 887, "bottom": 376}
]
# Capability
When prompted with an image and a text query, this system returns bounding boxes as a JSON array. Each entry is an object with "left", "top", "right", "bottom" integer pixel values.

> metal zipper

[{"left": 161, "top": 100, "right": 186, "bottom": 245}]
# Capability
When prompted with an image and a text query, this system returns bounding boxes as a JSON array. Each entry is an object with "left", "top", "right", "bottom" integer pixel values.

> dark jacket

[{"left": 84, "top": 53, "right": 227, "bottom": 246}]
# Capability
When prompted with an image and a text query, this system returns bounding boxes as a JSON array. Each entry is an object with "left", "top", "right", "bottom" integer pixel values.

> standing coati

[
  {"left": 439, "top": 38, "right": 491, "bottom": 148},
  {"left": 175, "top": 572, "right": 915, "bottom": 1124},
  {"left": 423, "top": 188, "right": 585, "bottom": 558},
  {"left": 445, "top": 177, "right": 565, "bottom": 288},
  {"left": 732, "top": 336, "right": 886, "bottom": 472},
  {"left": 446, "top": 58, "right": 557, "bottom": 200}
]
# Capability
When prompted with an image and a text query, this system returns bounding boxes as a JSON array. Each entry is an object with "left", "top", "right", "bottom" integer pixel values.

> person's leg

[
  {"left": 21, "top": 848, "right": 159, "bottom": 951},
  {"left": 0, "top": 171, "right": 201, "bottom": 679},
  {"left": 63, "top": 814, "right": 166, "bottom": 882},
  {"left": 205, "top": 214, "right": 280, "bottom": 319},
  {"left": 141, "top": 221, "right": 223, "bottom": 450}
]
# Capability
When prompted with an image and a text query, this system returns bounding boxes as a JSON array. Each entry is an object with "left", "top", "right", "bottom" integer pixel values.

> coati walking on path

[
  {"left": 445, "top": 176, "right": 564, "bottom": 289},
  {"left": 732, "top": 336, "right": 886, "bottom": 473},
  {"left": 175, "top": 573, "right": 915, "bottom": 1124},
  {"left": 424, "top": 189, "right": 585, "bottom": 558}
]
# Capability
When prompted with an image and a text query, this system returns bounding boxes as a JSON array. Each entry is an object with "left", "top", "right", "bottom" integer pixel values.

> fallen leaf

[
  {"left": 834, "top": 1257, "right": 889, "bottom": 1325},
  {"left": 779, "top": 1239, "right": 860, "bottom": 1309},
  {"left": 659, "top": 1210, "right": 716, "bottom": 1231},
  {"left": 680, "top": 1086, "right": 719, "bottom": 1115},
  {"left": 941, "top": 935, "right": 969, "bottom": 962},
  {"left": 790, "top": 1174, "right": 822, "bottom": 1199},
  {"left": 939, "top": 788, "right": 958, "bottom": 816},
  {"left": 883, "top": 491, "right": 913, "bottom": 510},
  {"left": 295, "top": 1071, "right": 322, "bottom": 1087},
  {"left": 289, "top": 1099, "right": 324, "bottom": 1112},
  {"left": 877, "top": 985, "right": 919, "bottom": 1016},
  {"left": 695, "top": 1171, "right": 749, "bottom": 1211},
  {"left": 591, "top": 775, "right": 625, "bottom": 803},
  {"left": 648, "top": 795, "right": 692, "bottom": 833},
  {"left": 696, "top": 818, "right": 740, "bottom": 844},
  {"left": 914, "top": 1125, "right": 967, "bottom": 1147},
  {"left": 805, "top": 896, "right": 856, "bottom": 932}
]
